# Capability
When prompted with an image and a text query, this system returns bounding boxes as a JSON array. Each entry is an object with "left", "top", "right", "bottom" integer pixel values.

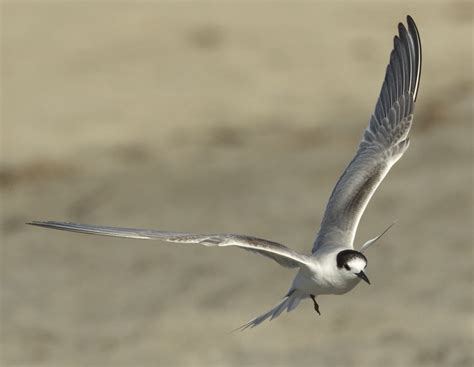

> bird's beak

[{"left": 357, "top": 271, "right": 370, "bottom": 285}]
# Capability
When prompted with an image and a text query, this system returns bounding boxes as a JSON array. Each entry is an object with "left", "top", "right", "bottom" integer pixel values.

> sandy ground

[{"left": 1, "top": 1, "right": 473, "bottom": 366}]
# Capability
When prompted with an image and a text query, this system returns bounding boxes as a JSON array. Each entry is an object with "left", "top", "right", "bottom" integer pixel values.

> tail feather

[
  {"left": 286, "top": 295, "right": 302, "bottom": 312},
  {"left": 233, "top": 290, "right": 305, "bottom": 331},
  {"left": 270, "top": 300, "right": 288, "bottom": 320}
]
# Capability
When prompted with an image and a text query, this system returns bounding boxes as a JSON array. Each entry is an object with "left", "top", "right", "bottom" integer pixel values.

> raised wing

[
  {"left": 28, "top": 221, "right": 309, "bottom": 269},
  {"left": 312, "top": 16, "right": 421, "bottom": 253}
]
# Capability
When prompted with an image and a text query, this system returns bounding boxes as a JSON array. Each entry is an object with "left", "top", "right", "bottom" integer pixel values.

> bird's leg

[{"left": 310, "top": 294, "right": 320, "bottom": 315}]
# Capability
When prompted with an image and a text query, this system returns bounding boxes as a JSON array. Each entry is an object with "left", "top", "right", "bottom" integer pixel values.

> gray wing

[
  {"left": 28, "top": 221, "right": 308, "bottom": 268},
  {"left": 312, "top": 16, "right": 421, "bottom": 253}
]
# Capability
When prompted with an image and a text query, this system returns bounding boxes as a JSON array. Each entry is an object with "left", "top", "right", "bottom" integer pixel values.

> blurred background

[{"left": 1, "top": 1, "right": 472, "bottom": 366}]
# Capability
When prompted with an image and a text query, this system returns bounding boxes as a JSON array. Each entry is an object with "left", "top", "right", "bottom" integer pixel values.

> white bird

[{"left": 28, "top": 16, "right": 422, "bottom": 330}]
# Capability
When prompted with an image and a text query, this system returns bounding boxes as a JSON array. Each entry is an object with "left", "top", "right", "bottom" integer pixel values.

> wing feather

[
  {"left": 28, "top": 221, "right": 308, "bottom": 269},
  {"left": 312, "top": 16, "right": 421, "bottom": 253}
]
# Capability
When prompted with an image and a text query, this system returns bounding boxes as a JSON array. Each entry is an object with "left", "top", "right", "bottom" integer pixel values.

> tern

[{"left": 28, "top": 16, "right": 421, "bottom": 330}]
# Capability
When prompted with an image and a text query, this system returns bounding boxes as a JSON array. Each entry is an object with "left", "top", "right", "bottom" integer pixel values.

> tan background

[{"left": 1, "top": 1, "right": 473, "bottom": 366}]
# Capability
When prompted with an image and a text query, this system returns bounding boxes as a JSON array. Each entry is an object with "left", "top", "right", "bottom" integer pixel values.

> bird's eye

[{"left": 344, "top": 264, "right": 351, "bottom": 271}]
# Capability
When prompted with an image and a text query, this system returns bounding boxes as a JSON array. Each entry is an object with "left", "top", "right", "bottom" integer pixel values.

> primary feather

[
  {"left": 312, "top": 16, "right": 421, "bottom": 253},
  {"left": 27, "top": 221, "right": 309, "bottom": 269}
]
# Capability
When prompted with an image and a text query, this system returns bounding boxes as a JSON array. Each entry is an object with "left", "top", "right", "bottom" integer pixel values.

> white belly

[{"left": 292, "top": 269, "right": 360, "bottom": 296}]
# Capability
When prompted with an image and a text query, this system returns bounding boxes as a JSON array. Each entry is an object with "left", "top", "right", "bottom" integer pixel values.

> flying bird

[{"left": 28, "top": 16, "right": 422, "bottom": 330}]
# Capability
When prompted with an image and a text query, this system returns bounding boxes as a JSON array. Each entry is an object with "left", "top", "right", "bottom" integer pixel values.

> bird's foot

[{"left": 310, "top": 294, "right": 321, "bottom": 315}]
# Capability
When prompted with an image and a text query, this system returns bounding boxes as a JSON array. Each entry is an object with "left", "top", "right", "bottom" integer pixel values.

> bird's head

[{"left": 336, "top": 249, "right": 370, "bottom": 284}]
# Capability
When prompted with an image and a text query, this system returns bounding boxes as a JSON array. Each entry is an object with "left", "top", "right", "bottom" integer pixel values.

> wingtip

[
  {"left": 406, "top": 15, "right": 420, "bottom": 44},
  {"left": 397, "top": 15, "right": 417, "bottom": 35},
  {"left": 397, "top": 21, "right": 407, "bottom": 36},
  {"left": 26, "top": 220, "right": 61, "bottom": 229},
  {"left": 27, "top": 220, "right": 51, "bottom": 226},
  {"left": 26, "top": 221, "right": 42, "bottom": 226}
]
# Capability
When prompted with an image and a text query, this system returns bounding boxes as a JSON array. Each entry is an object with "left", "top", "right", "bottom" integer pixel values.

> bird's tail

[{"left": 233, "top": 289, "right": 306, "bottom": 331}]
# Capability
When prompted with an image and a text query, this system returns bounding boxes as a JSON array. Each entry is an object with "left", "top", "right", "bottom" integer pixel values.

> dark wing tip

[
  {"left": 27, "top": 220, "right": 80, "bottom": 230},
  {"left": 405, "top": 15, "right": 422, "bottom": 102},
  {"left": 397, "top": 22, "right": 407, "bottom": 36},
  {"left": 377, "top": 15, "right": 422, "bottom": 122},
  {"left": 27, "top": 220, "right": 62, "bottom": 225},
  {"left": 27, "top": 220, "right": 67, "bottom": 229},
  {"left": 393, "top": 34, "right": 399, "bottom": 47},
  {"left": 406, "top": 15, "right": 416, "bottom": 28},
  {"left": 27, "top": 220, "right": 47, "bottom": 227}
]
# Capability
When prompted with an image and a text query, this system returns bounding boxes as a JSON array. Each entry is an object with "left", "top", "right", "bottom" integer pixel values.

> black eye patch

[{"left": 344, "top": 264, "right": 351, "bottom": 271}]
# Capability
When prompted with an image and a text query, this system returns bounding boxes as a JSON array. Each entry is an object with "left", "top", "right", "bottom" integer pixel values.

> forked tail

[{"left": 233, "top": 289, "right": 306, "bottom": 331}]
